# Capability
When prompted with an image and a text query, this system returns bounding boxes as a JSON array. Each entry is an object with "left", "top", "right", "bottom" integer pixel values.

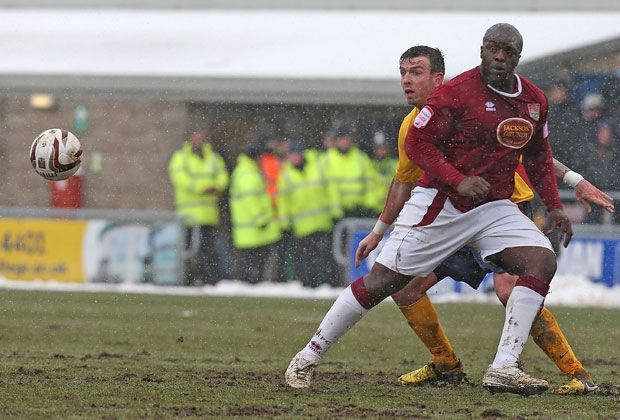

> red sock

[
  {"left": 515, "top": 274, "right": 549, "bottom": 297},
  {"left": 350, "top": 276, "right": 377, "bottom": 309}
]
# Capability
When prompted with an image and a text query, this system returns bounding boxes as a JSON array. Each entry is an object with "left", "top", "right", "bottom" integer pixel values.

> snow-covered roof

[{"left": 0, "top": 9, "right": 618, "bottom": 104}]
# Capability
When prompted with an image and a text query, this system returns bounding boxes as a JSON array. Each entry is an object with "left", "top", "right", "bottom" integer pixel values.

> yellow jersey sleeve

[{"left": 395, "top": 108, "right": 424, "bottom": 184}]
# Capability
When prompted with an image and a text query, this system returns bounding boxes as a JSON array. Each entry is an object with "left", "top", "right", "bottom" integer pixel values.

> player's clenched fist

[{"left": 456, "top": 176, "right": 491, "bottom": 201}]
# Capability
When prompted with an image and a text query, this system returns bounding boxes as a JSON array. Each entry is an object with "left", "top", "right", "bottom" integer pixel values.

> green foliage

[{"left": 0, "top": 290, "right": 617, "bottom": 418}]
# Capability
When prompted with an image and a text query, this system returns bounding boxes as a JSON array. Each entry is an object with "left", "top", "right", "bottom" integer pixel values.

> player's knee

[
  {"left": 391, "top": 281, "right": 425, "bottom": 306},
  {"left": 540, "top": 251, "right": 557, "bottom": 281},
  {"left": 494, "top": 286, "right": 510, "bottom": 306},
  {"left": 366, "top": 263, "right": 411, "bottom": 301},
  {"left": 529, "top": 250, "right": 557, "bottom": 283},
  {"left": 493, "top": 273, "right": 517, "bottom": 305}
]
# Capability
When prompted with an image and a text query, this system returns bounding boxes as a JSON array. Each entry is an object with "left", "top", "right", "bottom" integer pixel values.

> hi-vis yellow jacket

[
  {"left": 168, "top": 142, "right": 229, "bottom": 226},
  {"left": 277, "top": 151, "right": 343, "bottom": 238},
  {"left": 229, "top": 154, "right": 281, "bottom": 249}
]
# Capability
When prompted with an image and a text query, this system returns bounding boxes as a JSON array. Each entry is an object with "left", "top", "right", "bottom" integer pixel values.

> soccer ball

[{"left": 30, "top": 129, "right": 82, "bottom": 181}]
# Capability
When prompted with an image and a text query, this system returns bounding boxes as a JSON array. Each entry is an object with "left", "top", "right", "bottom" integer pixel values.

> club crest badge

[{"left": 527, "top": 103, "right": 540, "bottom": 121}]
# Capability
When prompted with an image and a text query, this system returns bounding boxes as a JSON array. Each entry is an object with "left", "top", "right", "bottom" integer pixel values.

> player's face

[
  {"left": 480, "top": 40, "right": 521, "bottom": 87},
  {"left": 400, "top": 56, "right": 443, "bottom": 108}
]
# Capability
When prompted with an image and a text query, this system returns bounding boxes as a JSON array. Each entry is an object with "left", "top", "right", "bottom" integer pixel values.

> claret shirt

[
  {"left": 396, "top": 107, "right": 534, "bottom": 204},
  {"left": 404, "top": 67, "right": 561, "bottom": 213}
]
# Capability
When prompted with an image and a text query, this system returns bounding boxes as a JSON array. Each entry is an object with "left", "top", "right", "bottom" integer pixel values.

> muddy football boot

[
  {"left": 285, "top": 352, "right": 318, "bottom": 388},
  {"left": 398, "top": 360, "right": 465, "bottom": 385},
  {"left": 482, "top": 363, "right": 549, "bottom": 395},
  {"left": 554, "top": 375, "right": 599, "bottom": 395}
]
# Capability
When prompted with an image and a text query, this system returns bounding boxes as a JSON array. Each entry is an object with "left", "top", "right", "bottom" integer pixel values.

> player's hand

[
  {"left": 355, "top": 232, "right": 382, "bottom": 268},
  {"left": 456, "top": 176, "right": 491, "bottom": 201},
  {"left": 547, "top": 208, "right": 573, "bottom": 248},
  {"left": 574, "top": 179, "right": 614, "bottom": 214}
]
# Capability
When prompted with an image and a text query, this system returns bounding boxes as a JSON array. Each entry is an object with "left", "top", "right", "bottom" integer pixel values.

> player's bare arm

[
  {"left": 381, "top": 178, "right": 416, "bottom": 224},
  {"left": 355, "top": 178, "right": 414, "bottom": 267},
  {"left": 552, "top": 158, "right": 572, "bottom": 179},
  {"left": 552, "top": 158, "right": 614, "bottom": 214}
]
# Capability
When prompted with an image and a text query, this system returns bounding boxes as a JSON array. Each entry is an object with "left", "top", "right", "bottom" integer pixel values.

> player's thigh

[
  {"left": 471, "top": 200, "right": 553, "bottom": 263},
  {"left": 376, "top": 187, "right": 475, "bottom": 277},
  {"left": 470, "top": 200, "right": 556, "bottom": 280},
  {"left": 491, "top": 246, "right": 557, "bottom": 281}
]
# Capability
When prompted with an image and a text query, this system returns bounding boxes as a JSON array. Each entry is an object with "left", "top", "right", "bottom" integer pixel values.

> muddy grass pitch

[{"left": 0, "top": 290, "right": 617, "bottom": 418}]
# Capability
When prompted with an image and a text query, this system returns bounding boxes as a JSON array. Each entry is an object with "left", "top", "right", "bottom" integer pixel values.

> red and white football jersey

[{"left": 405, "top": 67, "right": 561, "bottom": 213}]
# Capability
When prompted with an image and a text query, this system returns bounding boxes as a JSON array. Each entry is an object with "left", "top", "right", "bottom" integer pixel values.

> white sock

[
  {"left": 301, "top": 286, "right": 369, "bottom": 361},
  {"left": 492, "top": 285, "right": 544, "bottom": 368}
]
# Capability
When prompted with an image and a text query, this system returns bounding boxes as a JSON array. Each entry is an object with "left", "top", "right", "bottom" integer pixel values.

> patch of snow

[{"left": 0, "top": 274, "right": 617, "bottom": 307}]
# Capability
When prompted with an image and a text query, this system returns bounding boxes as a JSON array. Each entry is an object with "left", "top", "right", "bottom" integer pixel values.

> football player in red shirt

[
  {"left": 357, "top": 46, "right": 610, "bottom": 395},
  {"left": 285, "top": 24, "right": 595, "bottom": 396}
]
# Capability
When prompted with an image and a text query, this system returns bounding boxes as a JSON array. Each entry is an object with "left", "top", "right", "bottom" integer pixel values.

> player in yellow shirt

[{"left": 355, "top": 45, "right": 614, "bottom": 395}]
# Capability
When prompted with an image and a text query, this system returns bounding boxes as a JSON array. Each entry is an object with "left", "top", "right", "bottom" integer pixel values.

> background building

[{"left": 0, "top": 1, "right": 619, "bottom": 209}]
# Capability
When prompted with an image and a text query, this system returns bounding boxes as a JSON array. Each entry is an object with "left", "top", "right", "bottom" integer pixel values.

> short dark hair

[{"left": 399, "top": 45, "right": 445, "bottom": 74}]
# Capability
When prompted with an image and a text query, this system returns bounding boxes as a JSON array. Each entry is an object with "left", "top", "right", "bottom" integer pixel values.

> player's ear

[
  {"left": 480, "top": 46, "right": 484, "bottom": 58},
  {"left": 433, "top": 72, "right": 444, "bottom": 87}
]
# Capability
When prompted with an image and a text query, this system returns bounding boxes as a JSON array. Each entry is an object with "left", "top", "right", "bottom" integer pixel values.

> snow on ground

[{"left": 0, "top": 275, "right": 618, "bottom": 308}]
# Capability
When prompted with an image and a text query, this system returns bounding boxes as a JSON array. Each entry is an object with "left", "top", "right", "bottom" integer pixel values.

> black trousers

[
  {"left": 185, "top": 226, "right": 220, "bottom": 285},
  {"left": 292, "top": 231, "right": 340, "bottom": 288},
  {"left": 236, "top": 243, "right": 276, "bottom": 284}
]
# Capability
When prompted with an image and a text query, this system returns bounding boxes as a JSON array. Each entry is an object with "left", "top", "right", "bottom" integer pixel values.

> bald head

[
  {"left": 483, "top": 23, "right": 523, "bottom": 53},
  {"left": 479, "top": 23, "right": 524, "bottom": 90}
]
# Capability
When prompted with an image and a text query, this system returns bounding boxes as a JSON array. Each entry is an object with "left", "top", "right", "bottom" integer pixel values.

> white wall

[{"left": 0, "top": 0, "right": 618, "bottom": 11}]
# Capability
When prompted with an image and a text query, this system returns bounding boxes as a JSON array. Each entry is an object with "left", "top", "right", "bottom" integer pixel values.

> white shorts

[{"left": 375, "top": 187, "right": 553, "bottom": 277}]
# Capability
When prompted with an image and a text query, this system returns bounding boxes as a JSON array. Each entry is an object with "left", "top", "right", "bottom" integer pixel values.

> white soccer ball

[{"left": 29, "top": 129, "right": 82, "bottom": 181}]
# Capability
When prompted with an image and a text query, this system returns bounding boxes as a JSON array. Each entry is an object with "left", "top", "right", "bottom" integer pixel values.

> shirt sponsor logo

[
  {"left": 413, "top": 106, "right": 433, "bottom": 128},
  {"left": 496, "top": 118, "right": 534, "bottom": 149},
  {"left": 485, "top": 101, "right": 496, "bottom": 112},
  {"left": 528, "top": 103, "right": 540, "bottom": 121}
]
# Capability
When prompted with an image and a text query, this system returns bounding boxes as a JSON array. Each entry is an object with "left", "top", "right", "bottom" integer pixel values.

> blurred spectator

[
  {"left": 277, "top": 141, "right": 342, "bottom": 287},
  {"left": 318, "top": 124, "right": 377, "bottom": 218},
  {"left": 581, "top": 120, "right": 620, "bottom": 224},
  {"left": 229, "top": 143, "right": 281, "bottom": 283},
  {"left": 168, "top": 130, "right": 229, "bottom": 285},
  {"left": 601, "top": 53, "right": 620, "bottom": 119},
  {"left": 547, "top": 79, "right": 581, "bottom": 170},
  {"left": 601, "top": 55, "right": 620, "bottom": 153},
  {"left": 322, "top": 127, "right": 336, "bottom": 153},
  {"left": 258, "top": 132, "right": 283, "bottom": 207},
  {"left": 368, "top": 130, "right": 398, "bottom": 214},
  {"left": 316, "top": 126, "right": 336, "bottom": 181},
  {"left": 573, "top": 94, "right": 607, "bottom": 173},
  {"left": 257, "top": 132, "right": 289, "bottom": 282},
  {"left": 317, "top": 122, "right": 339, "bottom": 171}
]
